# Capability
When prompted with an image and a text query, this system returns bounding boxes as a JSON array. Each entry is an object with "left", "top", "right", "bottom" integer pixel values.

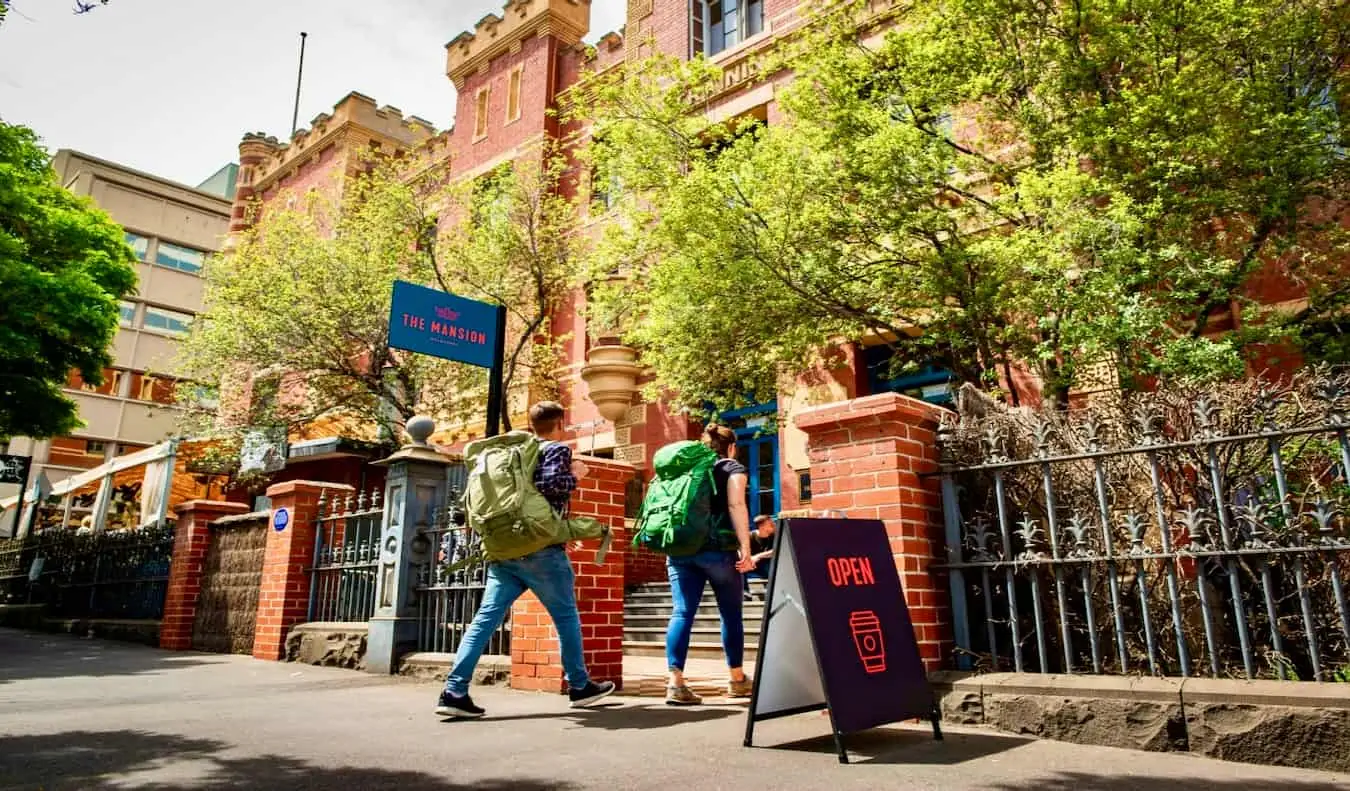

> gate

[
  {"left": 306, "top": 489, "right": 382, "bottom": 623},
  {"left": 414, "top": 471, "right": 508, "bottom": 656},
  {"left": 192, "top": 516, "right": 267, "bottom": 654},
  {"left": 936, "top": 370, "right": 1350, "bottom": 681}
]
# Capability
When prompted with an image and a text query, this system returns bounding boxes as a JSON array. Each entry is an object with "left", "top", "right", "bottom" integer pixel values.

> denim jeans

[
  {"left": 444, "top": 545, "right": 589, "bottom": 696},
  {"left": 665, "top": 550, "right": 744, "bottom": 671}
]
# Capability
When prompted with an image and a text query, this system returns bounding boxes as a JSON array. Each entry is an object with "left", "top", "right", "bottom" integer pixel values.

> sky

[{"left": 0, "top": 0, "right": 627, "bottom": 188}]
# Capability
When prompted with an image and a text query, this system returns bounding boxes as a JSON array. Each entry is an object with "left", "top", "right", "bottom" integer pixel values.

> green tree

[
  {"left": 178, "top": 149, "right": 578, "bottom": 448},
  {"left": 577, "top": 0, "right": 1347, "bottom": 410},
  {"left": 0, "top": 120, "right": 137, "bottom": 439}
]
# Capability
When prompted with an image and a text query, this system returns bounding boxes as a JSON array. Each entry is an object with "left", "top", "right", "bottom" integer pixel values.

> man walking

[{"left": 435, "top": 401, "right": 616, "bottom": 718}]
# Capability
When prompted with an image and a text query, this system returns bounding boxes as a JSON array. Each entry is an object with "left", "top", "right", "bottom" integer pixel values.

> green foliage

[
  {"left": 178, "top": 149, "right": 579, "bottom": 444},
  {"left": 574, "top": 0, "right": 1348, "bottom": 412},
  {"left": 0, "top": 120, "right": 137, "bottom": 439}
]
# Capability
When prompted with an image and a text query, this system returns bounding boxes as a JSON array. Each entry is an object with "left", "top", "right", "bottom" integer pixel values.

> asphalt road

[{"left": 1, "top": 628, "right": 1347, "bottom": 791}]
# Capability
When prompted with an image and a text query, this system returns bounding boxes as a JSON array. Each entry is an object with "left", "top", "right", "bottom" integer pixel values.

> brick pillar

[
  {"left": 253, "top": 480, "right": 353, "bottom": 661},
  {"left": 795, "top": 392, "right": 951, "bottom": 671},
  {"left": 510, "top": 456, "right": 633, "bottom": 693},
  {"left": 161, "top": 500, "right": 250, "bottom": 650}
]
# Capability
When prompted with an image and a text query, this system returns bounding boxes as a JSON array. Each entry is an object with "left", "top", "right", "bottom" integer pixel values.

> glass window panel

[
  {"left": 746, "top": 0, "right": 763, "bottom": 37},
  {"left": 119, "top": 301, "right": 137, "bottom": 326},
  {"left": 155, "top": 241, "right": 205, "bottom": 274},
  {"left": 142, "top": 306, "right": 193, "bottom": 335},
  {"left": 124, "top": 232, "right": 149, "bottom": 260}
]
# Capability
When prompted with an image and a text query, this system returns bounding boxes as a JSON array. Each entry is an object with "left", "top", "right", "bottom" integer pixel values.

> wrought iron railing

[
  {"left": 0, "top": 522, "right": 175, "bottom": 619},
  {"left": 936, "top": 370, "right": 1350, "bottom": 681},
  {"left": 414, "top": 493, "right": 509, "bottom": 656},
  {"left": 306, "top": 488, "right": 382, "bottom": 623}
]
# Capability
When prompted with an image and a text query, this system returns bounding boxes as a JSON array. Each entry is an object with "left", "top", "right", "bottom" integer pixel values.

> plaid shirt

[{"left": 534, "top": 441, "right": 577, "bottom": 515}]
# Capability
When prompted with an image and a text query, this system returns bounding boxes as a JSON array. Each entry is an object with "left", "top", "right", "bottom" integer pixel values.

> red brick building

[{"left": 222, "top": 0, "right": 1330, "bottom": 587}]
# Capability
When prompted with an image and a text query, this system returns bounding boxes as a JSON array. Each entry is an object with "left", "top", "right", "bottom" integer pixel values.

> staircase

[{"left": 623, "top": 579, "right": 766, "bottom": 662}]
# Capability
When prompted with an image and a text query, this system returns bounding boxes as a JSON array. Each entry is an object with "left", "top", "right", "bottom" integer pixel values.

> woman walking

[{"left": 665, "top": 424, "right": 755, "bottom": 705}]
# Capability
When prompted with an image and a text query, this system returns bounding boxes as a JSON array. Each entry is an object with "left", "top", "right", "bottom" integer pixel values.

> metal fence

[
  {"left": 0, "top": 522, "right": 176, "bottom": 619},
  {"left": 306, "top": 488, "right": 382, "bottom": 623},
  {"left": 937, "top": 370, "right": 1350, "bottom": 681},
  {"left": 414, "top": 490, "right": 509, "bottom": 656}
]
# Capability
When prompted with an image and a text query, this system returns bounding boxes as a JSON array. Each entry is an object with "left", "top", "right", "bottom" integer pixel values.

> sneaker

[
  {"left": 568, "top": 680, "right": 616, "bottom": 708},
  {"left": 666, "top": 684, "right": 703, "bottom": 706},
  {"left": 435, "top": 691, "right": 485, "bottom": 719},
  {"left": 728, "top": 677, "right": 753, "bottom": 698}
]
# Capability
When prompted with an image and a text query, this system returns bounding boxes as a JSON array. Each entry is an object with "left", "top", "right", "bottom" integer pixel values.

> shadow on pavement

[
  {"left": 984, "top": 771, "right": 1350, "bottom": 791},
  {"left": 762, "top": 726, "right": 1027, "bottom": 765},
  {"left": 448, "top": 701, "right": 743, "bottom": 730},
  {"left": 0, "top": 729, "right": 574, "bottom": 791},
  {"left": 0, "top": 629, "right": 218, "bottom": 685}
]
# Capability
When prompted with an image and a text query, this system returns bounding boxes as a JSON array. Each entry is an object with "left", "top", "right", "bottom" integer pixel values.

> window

[
  {"left": 506, "top": 67, "right": 523, "bottom": 123},
  {"left": 474, "top": 87, "right": 491, "bottom": 139},
  {"left": 155, "top": 242, "right": 205, "bottom": 274},
  {"left": 139, "top": 376, "right": 158, "bottom": 401},
  {"left": 864, "top": 344, "right": 955, "bottom": 406},
  {"left": 693, "top": 0, "right": 763, "bottom": 57},
  {"left": 798, "top": 471, "right": 812, "bottom": 504},
  {"left": 85, "top": 440, "right": 108, "bottom": 456},
  {"left": 719, "top": 401, "right": 780, "bottom": 519},
  {"left": 590, "top": 167, "right": 622, "bottom": 214},
  {"left": 124, "top": 232, "right": 149, "bottom": 261},
  {"left": 142, "top": 306, "right": 193, "bottom": 336},
  {"left": 119, "top": 301, "right": 137, "bottom": 326}
]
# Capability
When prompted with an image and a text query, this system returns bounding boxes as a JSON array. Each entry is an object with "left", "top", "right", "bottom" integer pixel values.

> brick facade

[
  {"left": 795, "top": 392, "right": 952, "bottom": 672},
  {"left": 509, "top": 455, "right": 634, "bottom": 692},
  {"left": 160, "top": 500, "right": 251, "bottom": 650},
  {"left": 252, "top": 480, "right": 353, "bottom": 660}
]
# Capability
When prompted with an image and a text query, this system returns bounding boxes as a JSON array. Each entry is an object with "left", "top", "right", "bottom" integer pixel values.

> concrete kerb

[{"left": 929, "top": 671, "right": 1350, "bottom": 773}]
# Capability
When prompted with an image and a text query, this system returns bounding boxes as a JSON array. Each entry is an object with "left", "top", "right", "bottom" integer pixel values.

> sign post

[
  {"left": 743, "top": 517, "right": 941, "bottom": 763},
  {"left": 387, "top": 280, "right": 507, "bottom": 437}
]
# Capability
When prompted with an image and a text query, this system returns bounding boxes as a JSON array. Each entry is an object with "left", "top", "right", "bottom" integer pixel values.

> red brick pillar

[
  {"left": 794, "top": 392, "right": 951, "bottom": 671},
  {"left": 510, "top": 456, "right": 634, "bottom": 692},
  {"left": 161, "top": 500, "right": 250, "bottom": 650},
  {"left": 253, "top": 480, "right": 353, "bottom": 661}
]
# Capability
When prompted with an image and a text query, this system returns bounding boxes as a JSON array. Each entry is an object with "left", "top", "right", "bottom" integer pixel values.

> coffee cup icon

[{"left": 849, "top": 610, "right": 886, "bottom": 674}]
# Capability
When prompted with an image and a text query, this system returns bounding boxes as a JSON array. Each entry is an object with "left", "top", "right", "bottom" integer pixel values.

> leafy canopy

[
  {"left": 577, "top": 0, "right": 1348, "bottom": 410},
  {"left": 0, "top": 120, "right": 137, "bottom": 439},
  {"left": 178, "top": 148, "right": 580, "bottom": 446}
]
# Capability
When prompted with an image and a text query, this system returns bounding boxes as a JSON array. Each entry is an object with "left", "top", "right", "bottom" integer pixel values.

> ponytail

[{"left": 703, "top": 424, "right": 736, "bottom": 458}]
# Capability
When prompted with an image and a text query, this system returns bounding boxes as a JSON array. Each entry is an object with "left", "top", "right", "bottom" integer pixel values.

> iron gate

[{"left": 306, "top": 488, "right": 382, "bottom": 623}]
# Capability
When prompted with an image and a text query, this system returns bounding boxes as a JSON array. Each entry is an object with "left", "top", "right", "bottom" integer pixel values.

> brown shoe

[
  {"left": 728, "top": 677, "right": 753, "bottom": 698},
  {"left": 666, "top": 685, "right": 703, "bottom": 706}
]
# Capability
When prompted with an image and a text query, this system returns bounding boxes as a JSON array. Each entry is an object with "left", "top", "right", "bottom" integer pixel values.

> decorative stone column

[{"left": 366, "top": 416, "right": 453, "bottom": 675}]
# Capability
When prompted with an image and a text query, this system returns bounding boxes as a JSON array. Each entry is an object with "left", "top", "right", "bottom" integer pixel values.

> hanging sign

[
  {"left": 743, "top": 517, "right": 941, "bottom": 763},
  {"left": 387, "top": 280, "right": 500, "bottom": 369}
]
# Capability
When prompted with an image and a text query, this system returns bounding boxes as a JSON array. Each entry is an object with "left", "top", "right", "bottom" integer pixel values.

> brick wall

[
  {"left": 794, "top": 392, "right": 952, "bottom": 672},
  {"left": 161, "top": 500, "right": 250, "bottom": 650},
  {"left": 509, "top": 456, "right": 634, "bottom": 692},
  {"left": 252, "top": 480, "right": 353, "bottom": 660}
]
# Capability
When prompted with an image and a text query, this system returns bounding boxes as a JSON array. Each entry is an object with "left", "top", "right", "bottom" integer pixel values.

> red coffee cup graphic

[{"left": 849, "top": 610, "right": 887, "bottom": 674}]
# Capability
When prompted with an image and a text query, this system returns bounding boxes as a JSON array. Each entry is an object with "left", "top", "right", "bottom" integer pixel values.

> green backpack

[
  {"left": 632, "top": 441, "right": 724, "bottom": 556},
  {"left": 462, "top": 431, "right": 610, "bottom": 564}
]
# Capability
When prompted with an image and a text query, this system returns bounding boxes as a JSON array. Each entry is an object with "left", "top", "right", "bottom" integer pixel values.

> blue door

[{"left": 735, "top": 431, "right": 780, "bottom": 520}]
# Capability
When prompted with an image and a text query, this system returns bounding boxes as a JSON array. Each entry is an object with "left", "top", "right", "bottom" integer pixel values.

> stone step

[
  {"left": 628, "top": 579, "right": 768, "bottom": 598},
  {"left": 623, "top": 640, "right": 758, "bottom": 662},
  {"left": 624, "top": 624, "right": 762, "bottom": 640},
  {"left": 623, "top": 602, "right": 766, "bottom": 619},
  {"left": 625, "top": 615, "right": 762, "bottom": 632}
]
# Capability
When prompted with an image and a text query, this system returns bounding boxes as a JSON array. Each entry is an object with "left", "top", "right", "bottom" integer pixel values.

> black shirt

[{"left": 711, "top": 457, "right": 747, "bottom": 520}]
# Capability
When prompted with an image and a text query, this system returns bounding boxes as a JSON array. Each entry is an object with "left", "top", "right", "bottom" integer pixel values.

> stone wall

[
  {"left": 930, "top": 672, "right": 1350, "bottom": 773},
  {"left": 285, "top": 622, "right": 369, "bottom": 670}
]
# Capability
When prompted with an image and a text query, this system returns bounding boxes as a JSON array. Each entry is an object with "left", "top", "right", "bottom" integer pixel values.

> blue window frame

[
  {"left": 717, "top": 400, "right": 780, "bottom": 519},
  {"left": 863, "top": 344, "right": 955, "bottom": 406}
]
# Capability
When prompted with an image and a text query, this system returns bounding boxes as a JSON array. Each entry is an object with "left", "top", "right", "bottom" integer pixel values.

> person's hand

[
  {"left": 736, "top": 547, "right": 756, "bottom": 573},
  {"left": 752, "top": 551, "right": 772, "bottom": 563},
  {"left": 570, "top": 459, "right": 590, "bottom": 479}
]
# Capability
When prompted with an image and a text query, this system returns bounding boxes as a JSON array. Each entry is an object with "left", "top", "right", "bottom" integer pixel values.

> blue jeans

[
  {"left": 444, "top": 545, "right": 589, "bottom": 696},
  {"left": 665, "top": 550, "right": 744, "bottom": 671}
]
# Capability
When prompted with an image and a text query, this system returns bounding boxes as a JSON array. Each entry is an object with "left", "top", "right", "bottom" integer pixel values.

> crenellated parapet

[{"left": 445, "top": 0, "right": 591, "bottom": 89}]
